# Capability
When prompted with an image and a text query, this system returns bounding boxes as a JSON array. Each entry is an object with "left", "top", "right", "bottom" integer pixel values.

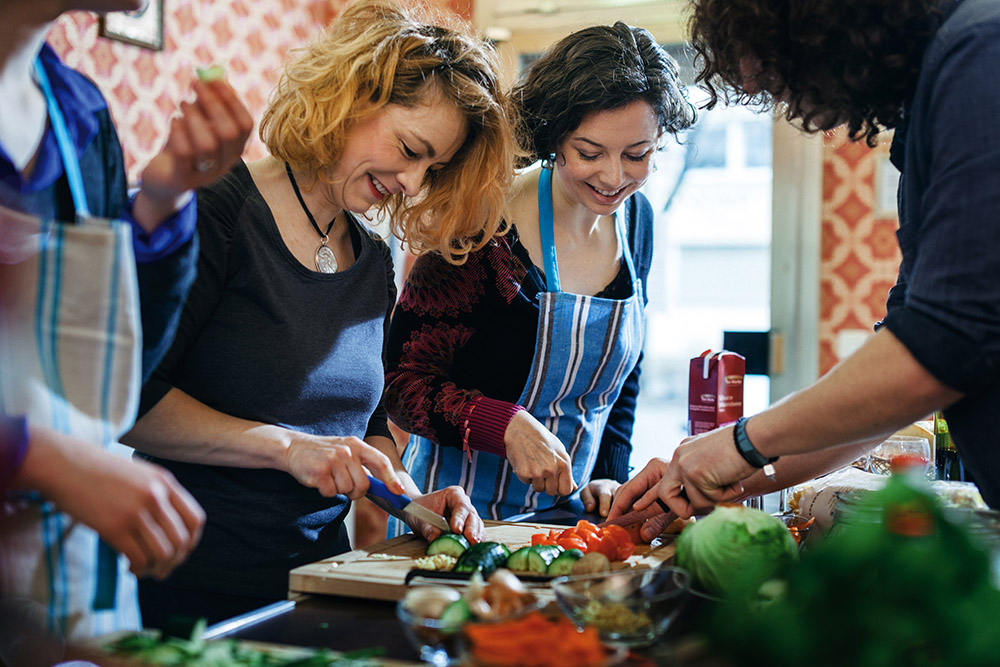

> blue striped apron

[
  {"left": 0, "top": 57, "right": 142, "bottom": 640},
  {"left": 390, "top": 167, "right": 644, "bottom": 532}
]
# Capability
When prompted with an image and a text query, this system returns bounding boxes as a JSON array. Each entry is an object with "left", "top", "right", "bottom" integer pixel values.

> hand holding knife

[{"left": 365, "top": 474, "right": 451, "bottom": 533}]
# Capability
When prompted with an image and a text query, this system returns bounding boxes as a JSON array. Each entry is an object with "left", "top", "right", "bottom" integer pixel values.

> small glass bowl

[
  {"left": 550, "top": 566, "right": 691, "bottom": 647},
  {"left": 396, "top": 601, "right": 465, "bottom": 667},
  {"left": 774, "top": 512, "right": 815, "bottom": 548}
]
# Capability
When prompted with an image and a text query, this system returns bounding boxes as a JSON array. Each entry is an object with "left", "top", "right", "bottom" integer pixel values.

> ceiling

[{"left": 473, "top": 0, "right": 690, "bottom": 54}]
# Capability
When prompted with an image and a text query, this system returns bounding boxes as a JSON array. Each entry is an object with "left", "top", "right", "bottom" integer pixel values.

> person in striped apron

[
  {"left": 0, "top": 0, "right": 251, "bottom": 646},
  {"left": 384, "top": 23, "right": 695, "bottom": 531}
]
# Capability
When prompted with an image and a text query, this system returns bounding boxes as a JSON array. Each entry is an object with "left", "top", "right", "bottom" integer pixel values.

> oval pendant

[{"left": 315, "top": 244, "right": 338, "bottom": 273}]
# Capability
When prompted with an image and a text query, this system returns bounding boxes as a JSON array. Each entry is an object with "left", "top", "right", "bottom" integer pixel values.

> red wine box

[{"left": 688, "top": 350, "right": 745, "bottom": 436}]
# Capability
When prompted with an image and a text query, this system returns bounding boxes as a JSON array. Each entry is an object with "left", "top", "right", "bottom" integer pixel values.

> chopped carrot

[{"left": 466, "top": 611, "right": 608, "bottom": 667}]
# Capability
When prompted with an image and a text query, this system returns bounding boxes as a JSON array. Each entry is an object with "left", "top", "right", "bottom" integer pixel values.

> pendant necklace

[{"left": 285, "top": 161, "right": 338, "bottom": 273}]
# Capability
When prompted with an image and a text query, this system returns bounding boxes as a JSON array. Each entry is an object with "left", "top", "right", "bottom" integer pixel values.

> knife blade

[{"left": 365, "top": 475, "right": 451, "bottom": 533}]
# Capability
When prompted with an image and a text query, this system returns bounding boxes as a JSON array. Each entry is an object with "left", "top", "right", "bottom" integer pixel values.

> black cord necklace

[{"left": 285, "top": 161, "right": 338, "bottom": 273}]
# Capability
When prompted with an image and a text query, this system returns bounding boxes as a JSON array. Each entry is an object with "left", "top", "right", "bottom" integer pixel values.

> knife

[{"left": 365, "top": 475, "right": 451, "bottom": 533}]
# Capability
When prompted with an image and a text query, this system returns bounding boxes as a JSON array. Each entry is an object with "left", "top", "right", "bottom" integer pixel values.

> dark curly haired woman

[
  {"left": 610, "top": 0, "right": 1000, "bottom": 531},
  {"left": 384, "top": 23, "right": 694, "bottom": 530}
]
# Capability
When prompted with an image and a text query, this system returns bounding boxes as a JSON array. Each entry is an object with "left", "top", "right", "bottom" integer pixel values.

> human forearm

[
  {"left": 747, "top": 329, "right": 961, "bottom": 459},
  {"left": 125, "top": 387, "right": 293, "bottom": 470},
  {"left": 13, "top": 424, "right": 205, "bottom": 577},
  {"left": 737, "top": 440, "right": 878, "bottom": 499}
]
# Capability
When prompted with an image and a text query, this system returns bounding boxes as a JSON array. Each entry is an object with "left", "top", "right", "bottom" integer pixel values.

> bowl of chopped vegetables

[
  {"left": 397, "top": 594, "right": 466, "bottom": 667},
  {"left": 397, "top": 570, "right": 540, "bottom": 666},
  {"left": 550, "top": 565, "right": 691, "bottom": 647}
]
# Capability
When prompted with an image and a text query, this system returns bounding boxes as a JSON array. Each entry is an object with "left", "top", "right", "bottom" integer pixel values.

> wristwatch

[{"left": 733, "top": 416, "right": 778, "bottom": 480}]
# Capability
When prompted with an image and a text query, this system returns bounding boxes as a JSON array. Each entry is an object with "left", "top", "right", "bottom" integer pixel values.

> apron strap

[
  {"left": 616, "top": 197, "right": 639, "bottom": 287},
  {"left": 32, "top": 56, "right": 92, "bottom": 220},
  {"left": 537, "top": 167, "right": 640, "bottom": 293},
  {"left": 537, "top": 167, "right": 561, "bottom": 293}
]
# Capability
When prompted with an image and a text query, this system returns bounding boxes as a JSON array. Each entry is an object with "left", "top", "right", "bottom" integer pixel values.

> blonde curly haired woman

[{"left": 124, "top": 0, "right": 517, "bottom": 627}]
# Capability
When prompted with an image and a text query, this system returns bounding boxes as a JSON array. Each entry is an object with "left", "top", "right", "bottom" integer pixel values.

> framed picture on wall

[{"left": 99, "top": 0, "right": 165, "bottom": 51}]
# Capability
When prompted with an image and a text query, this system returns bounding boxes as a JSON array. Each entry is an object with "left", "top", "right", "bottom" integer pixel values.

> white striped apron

[
  {"left": 391, "top": 166, "right": 644, "bottom": 530},
  {"left": 0, "top": 57, "right": 142, "bottom": 640}
]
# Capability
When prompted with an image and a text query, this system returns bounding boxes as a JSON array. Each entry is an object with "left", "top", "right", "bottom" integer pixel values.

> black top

[
  {"left": 881, "top": 0, "right": 1000, "bottom": 507},
  {"left": 140, "top": 162, "right": 395, "bottom": 598}
]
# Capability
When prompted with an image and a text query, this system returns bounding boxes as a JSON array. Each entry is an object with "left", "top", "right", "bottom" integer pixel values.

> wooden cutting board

[{"left": 288, "top": 520, "right": 676, "bottom": 601}]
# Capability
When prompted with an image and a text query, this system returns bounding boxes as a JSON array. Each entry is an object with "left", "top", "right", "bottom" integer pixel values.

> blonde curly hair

[{"left": 260, "top": 0, "right": 517, "bottom": 263}]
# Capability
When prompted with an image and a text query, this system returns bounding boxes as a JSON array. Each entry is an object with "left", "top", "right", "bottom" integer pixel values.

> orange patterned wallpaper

[
  {"left": 50, "top": 1, "right": 339, "bottom": 184},
  {"left": 49, "top": 0, "right": 471, "bottom": 186},
  {"left": 819, "top": 129, "right": 902, "bottom": 375}
]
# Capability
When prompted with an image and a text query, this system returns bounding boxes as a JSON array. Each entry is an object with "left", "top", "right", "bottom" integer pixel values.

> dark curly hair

[
  {"left": 513, "top": 22, "right": 696, "bottom": 166},
  {"left": 688, "top": 0, "right": 945, "bottom": 146}
]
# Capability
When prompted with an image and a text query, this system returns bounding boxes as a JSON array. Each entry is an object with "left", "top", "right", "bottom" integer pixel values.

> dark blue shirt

[{"left": 883, "top": 0, "right": 1000, "bottom": 507}]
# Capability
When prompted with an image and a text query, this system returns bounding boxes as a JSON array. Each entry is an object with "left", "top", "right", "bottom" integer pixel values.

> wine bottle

[
  {"left": 934, "top": 411, "right": 978, "bottom": 484},
  {"left": 933, "top": 411, "right": 959, "bottom": 480}
]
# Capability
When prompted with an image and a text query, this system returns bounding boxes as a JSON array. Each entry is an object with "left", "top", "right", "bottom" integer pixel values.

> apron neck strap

[
  {"left": 32, "top": 56, "right": 91, "bottom": 220},
  {"left": 537, "top": 167, "right": 638, "bottom": 293},
  {"left": 537, "top": 167, "right": 561, "bottom": 293}
]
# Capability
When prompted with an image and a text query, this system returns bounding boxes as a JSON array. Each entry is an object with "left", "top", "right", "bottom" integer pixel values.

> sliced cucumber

[
  {"left": 426, "top": 533, "right": 470, "bottom": 558},
  {"left": 525, "top": 544, "right": 563, "bottom": 574},
  {"left": 505, "top": 546, "right": 535, "bottom": 572},
  {"left": 546, "top": 548, "right": 585, "bottom": 576},
  {"left": 453, "top": 541, "right": 511, "bottom": 576},
  {"left": 439, "top": 598, "right": 472, "bottom": 629}
]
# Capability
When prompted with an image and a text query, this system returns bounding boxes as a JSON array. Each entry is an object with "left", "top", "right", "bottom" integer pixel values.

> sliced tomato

[
  {"left": 601, "top": 524, "right": 631, "bottom": 545},
  {"left": 575, "top": 519, "right": 600, "bottom": 536},
  {"left": 600, "top": 525, "right": 636, "bottom": 560},
  {"left": 592, "top": 535, "right": 621, "bottom": 561},
  {"left": 531, "top": 533, "right": 555, "bottom": 546},
  {"left": 557, "top": 526, "right": 584, "bottom": 541},
  {"left": 583, "top": 530, "right": 604, "bottom": 551},
  {"left": 614, "top": 538, "right": 635, "bottom": 560},
  {"left": 555, "top": 536, "right": 588, "bottom": 552}
]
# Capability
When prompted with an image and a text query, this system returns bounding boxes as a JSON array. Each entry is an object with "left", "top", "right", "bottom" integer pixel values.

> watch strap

[{"left": 733, "top": 416, "right": 778, "bottom": 473}]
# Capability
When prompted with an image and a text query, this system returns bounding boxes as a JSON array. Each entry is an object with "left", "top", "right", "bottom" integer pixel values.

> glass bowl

[
  {"left": 396, "top": 600, "right": 465, "bottom": 667},
  {"left": 550, "top": 565, "right": 691, "bottom": 647},
  {"left": 396, "top": 587, "right": 543, "bottom": 667},
  {"left": 774, "top": 512, "right": 815, "bottom": 549}
]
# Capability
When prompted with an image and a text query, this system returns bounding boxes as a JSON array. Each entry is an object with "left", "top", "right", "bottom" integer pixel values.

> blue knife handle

[{"left": 366, "top": 475, "right": 411, "bottom": 510}]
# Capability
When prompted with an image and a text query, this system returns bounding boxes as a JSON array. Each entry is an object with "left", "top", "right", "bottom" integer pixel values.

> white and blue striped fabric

[
  {"left": 390, "top": 167, "right": 644, "bottom": 531},
  {"left": 0, "top": 203, "right": 143, "bottom": 641}
]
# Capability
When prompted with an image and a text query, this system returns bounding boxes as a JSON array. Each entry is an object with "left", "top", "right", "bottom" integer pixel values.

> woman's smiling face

[
  {"left": 326, "top": 88, "right": 468, "bottom": 214},
  {"left": 553, "top": 100, "right": 660, "bottom": 215}
]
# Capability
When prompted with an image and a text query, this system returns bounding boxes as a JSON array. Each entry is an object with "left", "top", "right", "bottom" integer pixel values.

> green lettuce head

[{"left": 675, "top": 504, "right": 798, "bottom": 598}]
